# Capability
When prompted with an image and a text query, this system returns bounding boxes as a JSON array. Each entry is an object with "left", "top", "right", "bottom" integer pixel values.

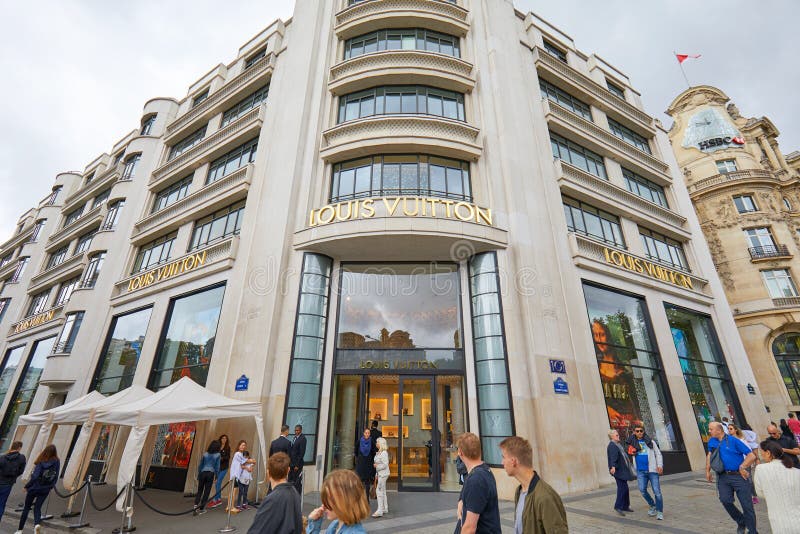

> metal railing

[{"left": 749, "top": 244, "right": 790, "bottom": 260}]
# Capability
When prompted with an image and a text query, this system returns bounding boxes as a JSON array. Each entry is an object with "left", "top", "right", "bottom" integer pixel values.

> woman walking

[
  {"left": 607, "top": 429, "right": 634, "bottom": 516},
  {"left": 355, "top": 428, "right": 373, "bottom": 502},
  {"left": 14, "top": 444, "right": 59, "bottom": 534},
  {"left": 209, "top": 434, "right": 231, "bottom": 508},
  {"left": 754, "top": 440, "right": 800, "bottom": 533},
  {"left": 194, "top": 440, "right": 221, "bottom": 515},
  {"left": 307, "top": 469, "right": 369, "bottom": 533},
  {"left": 372, "top": 437, "right": 389, "bottom": 517}
]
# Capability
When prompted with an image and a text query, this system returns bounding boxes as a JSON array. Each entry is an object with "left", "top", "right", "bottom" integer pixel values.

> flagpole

[{"left": 674, "top": 51, "right": 691, "bottom": 88}]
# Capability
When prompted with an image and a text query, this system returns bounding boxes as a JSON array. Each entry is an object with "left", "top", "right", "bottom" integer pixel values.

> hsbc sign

[{"left": 698, "top": 136, "right": 745, "bottom": 151}]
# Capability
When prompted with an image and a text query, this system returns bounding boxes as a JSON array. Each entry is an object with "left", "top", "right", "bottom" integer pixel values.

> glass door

[{"left": 398, "top": 377, "right": 436, "bottom": 491}]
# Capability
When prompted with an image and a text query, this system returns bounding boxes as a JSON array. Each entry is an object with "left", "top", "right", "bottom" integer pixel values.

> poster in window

[
  {"left": 369, "top": 398, "right": 388, "bottom": 421},
  {"left": 151, "top": 421, "right": 196, "bottom": 468}
]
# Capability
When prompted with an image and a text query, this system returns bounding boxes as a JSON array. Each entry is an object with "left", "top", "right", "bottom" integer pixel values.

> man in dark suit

[
  {"left": 289, "top": 425, "right": 306, "bottom": 494},
  {"left": 269, "top": 425, "right": 292, "bottom": 457}
]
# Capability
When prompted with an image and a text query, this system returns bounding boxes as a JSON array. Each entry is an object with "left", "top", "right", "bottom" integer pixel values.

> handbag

[
  {"left": 369, "top": 478, "right": 377, "bottom": 499},
  {"left": 709, "top": 435, "right": 726, "bottom": 474}
]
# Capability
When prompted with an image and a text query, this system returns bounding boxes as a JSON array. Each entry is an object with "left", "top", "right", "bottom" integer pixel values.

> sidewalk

[{"left": 1, "top": 471, "right": 772, "bottom": 533}]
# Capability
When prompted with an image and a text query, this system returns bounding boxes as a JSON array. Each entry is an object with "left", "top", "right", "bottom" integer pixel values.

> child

[{"left": 236, "top": 451, "right": 253, "bottom": 510}]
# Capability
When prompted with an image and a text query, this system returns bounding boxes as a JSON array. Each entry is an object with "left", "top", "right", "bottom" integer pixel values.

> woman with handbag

[{"left": 607, "top": 429, "right": 635, "bottom": 516}]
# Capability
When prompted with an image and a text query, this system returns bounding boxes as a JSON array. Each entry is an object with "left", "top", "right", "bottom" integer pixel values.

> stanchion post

[
  {"left": 68, "top": 475, "right": 91, "bottom": 529},
  {"left": 218, "top": 479, "right": 237, "bottom": 533},
  {"left": 112, "top": 481, "right": 137, "bottom": 533},
  {"left": 299, "top": 471, "right": 304, "bottom": 511}
]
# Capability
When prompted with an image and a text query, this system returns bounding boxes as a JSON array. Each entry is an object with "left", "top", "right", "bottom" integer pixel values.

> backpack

[{"left": 38, "top": 463, "right": 58, "bottom": 486}]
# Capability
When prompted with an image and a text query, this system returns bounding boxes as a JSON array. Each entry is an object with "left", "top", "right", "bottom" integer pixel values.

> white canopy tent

[
  {"left": 15, "top": 390, "right": 107, "bottom": 481},
  {"left": 93, "top": 377, "right": 266, "bottom": 511}
]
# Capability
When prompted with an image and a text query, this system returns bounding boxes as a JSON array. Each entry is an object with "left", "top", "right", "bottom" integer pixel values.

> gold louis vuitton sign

[
  {"left": 127, "top": 250, "right": 207, "bottom": 292},
  {"left": 602, "top": 247, "right": 694, "bottom": 290},
  {"left": 13, "top": 309, "right": 56, "bottom": 334},
  {"left": 308, "top": 197, "right": 493, "bottom": 227}
]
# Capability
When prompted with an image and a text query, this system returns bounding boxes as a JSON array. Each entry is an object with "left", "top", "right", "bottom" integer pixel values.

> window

[
  {"left": 91, "top": 307, "right": 152, "bottom": 394},
  {"left": 74, "top": 231, "right": 95, "bottom": 256},
  {"left": 0, "top": 253, "right": 12, "bottom": 269},
  {"left": 54, "top": 276, "right": 80, "bottom": 306},
  {"left": 92, "top": 188, "right": 111, "bottom": 209},
  {"left": 168, "top": 127, "right": 206, "bottom": 160},
  {"left": 744, "top": 227, "right": 776, "bottom": 250},
  {"left": 606, "top": 80, "right": 625, "bottom": 100},
  {"left": 81, "top": 252, "right": 106, "bottom": 288},
  {"left": 140, "top": 114, "right": 157, "bottom": 136},
  {"left": 539, "top": 79, "right": 592, "bottom": 121},
  {"left": 762, "top": 269, "right": 799, "bottom": 298},
  {"left": 132, "top": 233, "right": 176, "bottom": 273},
  {"left": 640, "top": 228, "right": 688, "bottom": 270},
  {"left": 191, "top": 89, "right": 209, "bottom": 108},
  {"left": 113, "top": 152, "right": 125, "bottom": 166},
  {"left": 189, "top": 200, "right": 245, "bottom": 251},
  {"left": 543, "top": 40, "right": 567, "bottom": 62},
  {"left": 344, "top": 28, "right": 460, "bottom": 59},
  {"left": 716, "top": 159, "right": 738, "bottom": 174},
  {"left": 149, "top": 284, "right": 226, "bottom": 390},
  {"left": 64, "top": 206, "right": 84, "bottom": 227},
  {"left": 784, "top": 197, "right": 793, "bottom": 211},
  {"left": 10, "top": 257, "right": 29, "bottom": 283},
  {"left": 46, "top": 246, "right": 69, "bottom": 269},
  {"left": 331, "top": 154, "right": 471, "bottom": 203},
  {"left": 121, "top": 154, "right": 141, "bottom": 179},
  {"left": 550, "top": 132, "right": 607, "bottom": 179},
  {"left": 608, "top": 118, "right": 651, "bottom": 154},
  {"left": 583, "top": 283, "right": 681, "bottom": 450},
  {"left": 206, "top": 138, "right": 258, "bottom": 185},
  {"left": 54, "top": 311, "right": 84, "bottom": 353},
  {"left": 0, "top": 345, "right": 25, "bottom": 413},
  {"left": 220, "top": 85, "right": 269, "bottom": 127},
  {"left": 563, "top": 196, "right": 625, "bottom": 247},
  {"left": 101, "top": 200, "right": 124, "bottom": 230},
  {"left": 152, "top": 176, "right": 193, "bottom": 213},
  {"left": 28, "top": 219, "right": 46, "bottom": 242},
  {"left": 733, "top": 194, "right": 758, "bottom": 213},
  {"left": 338, "top": 86, "right": 465, "bottom": 123},
  {"left": 45, "top": 187, "right": 62, "bottom": 205},
  {"left": 0, "top": 299, "right": 9, "bottom": 323},
  {"left": 26, "top": 289, "right": 50, "bottom": 317},
  {"left": 665, "top": 304, "right": 742, "bottom": 444},
  {"left": 623, "top": 168, "right": 667, "bottom": 207},
  {"left": 772, "top": 333, "right": 800, "bottom": 405},
  {"left": 84, "top": 172, "right": 96, "bottom": 185},
  {"left": 0, "top": 336, "right": 56, "bottom": 450},
  {"left": 244, "top": 48, "right": 267, "bottom": 70}
]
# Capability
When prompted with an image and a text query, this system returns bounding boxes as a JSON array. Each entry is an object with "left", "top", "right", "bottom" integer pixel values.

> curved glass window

[
  {"left": 338, "top": 86, "right": 465, "bottom": 123},
  {"left": 331, "top": 155, "right": 471, "bottom": 203},
  {"left": 345, "top": 28, "right": 460, "bottom": 59},
  {"left": 773, "top": 333, "right": 800, "bottom": 404}
]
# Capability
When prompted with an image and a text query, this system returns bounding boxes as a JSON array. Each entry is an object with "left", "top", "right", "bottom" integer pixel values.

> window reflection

[{"left": 92, "top": 307, "right": 153, "bottom": 394}]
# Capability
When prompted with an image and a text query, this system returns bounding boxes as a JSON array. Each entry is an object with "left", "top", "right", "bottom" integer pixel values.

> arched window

[{"left": 772, "top": 333, "right": 800, "bottom": 404}]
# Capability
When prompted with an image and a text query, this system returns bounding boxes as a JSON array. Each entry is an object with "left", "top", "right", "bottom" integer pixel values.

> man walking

[
  {"left": 0, "top": 441, "right": 26, "bottom": 522},
  {"left": 269, "top": 425, "right": 292, "bottom": 457},
  {"left": 626, "top": 425, "right": 664, "bottom": 520},
  {"left": 766, "top": 423, "right": 800, "bottom": 468},
  {"left": 456, "top": 432, "right": 501, "bottom": 534},
  {"left": 499, "top": 436, "right": 567, "bottom": 533},
  {"left": 706, "top": 421, "right": 757, "bottom": 534},
  {"left": 246, "top": 452, "right": 302, "bottom": 534},
  {"left": 289, "top": 424, "right": 306, "bottom": 494}
]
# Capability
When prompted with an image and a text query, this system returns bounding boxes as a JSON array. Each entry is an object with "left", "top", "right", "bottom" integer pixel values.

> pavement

[{"left": 0, "top": 471, "right": 772, "bottom": 533}]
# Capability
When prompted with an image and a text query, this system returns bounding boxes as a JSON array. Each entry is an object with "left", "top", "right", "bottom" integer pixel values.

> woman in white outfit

[
  {"left": 372, "top": 437, "right": 390, "bottom": 517},
  {"left": 754, "top": 440, "right": 800, "bottom": 534}
]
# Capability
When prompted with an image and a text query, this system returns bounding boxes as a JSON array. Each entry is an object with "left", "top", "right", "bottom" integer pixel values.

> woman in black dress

[{"left": 355, "top": 428, "right": 374, "bottom": 501}]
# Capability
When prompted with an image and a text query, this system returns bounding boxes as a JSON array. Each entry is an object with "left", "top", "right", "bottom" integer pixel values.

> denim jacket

[
  {"left": 198, "top": 452, "right": 220, "bottom": 478},
  {"left": 307, "top": 517, "right": 367, "bottom": 534}
]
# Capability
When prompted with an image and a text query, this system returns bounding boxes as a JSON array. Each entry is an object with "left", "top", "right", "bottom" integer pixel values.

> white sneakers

[{"left": 13, "top": 524, "right": 42, "bottom": 533}]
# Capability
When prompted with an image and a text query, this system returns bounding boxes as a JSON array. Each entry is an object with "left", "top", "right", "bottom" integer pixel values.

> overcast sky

[{"left": 0, "top": 0, "right": 796, "bottom": 241}]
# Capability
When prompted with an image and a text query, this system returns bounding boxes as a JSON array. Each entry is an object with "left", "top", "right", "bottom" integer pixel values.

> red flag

[{"left": 675, "top": 53, "right": 701, "bottom": 64}]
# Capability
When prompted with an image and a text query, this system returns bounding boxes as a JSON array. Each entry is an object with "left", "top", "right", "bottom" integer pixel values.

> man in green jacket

[{"left": 499, "top": 436, "right": 568, "bottom": 534}]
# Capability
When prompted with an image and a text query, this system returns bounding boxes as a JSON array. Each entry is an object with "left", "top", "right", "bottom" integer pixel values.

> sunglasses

[{"left": 633, "top": 429, "right": 644, "bottom": 433}]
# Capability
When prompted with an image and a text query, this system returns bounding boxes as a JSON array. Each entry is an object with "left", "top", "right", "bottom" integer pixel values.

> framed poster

[
  {"left": 369, "top": 398, "right": 388, "bottom": 421},
  {"left": 392, "top": 393, "right": 414, "bottom": 415},
  {"left": 421, "top": 398, "right": 432, "bottom": 429}
]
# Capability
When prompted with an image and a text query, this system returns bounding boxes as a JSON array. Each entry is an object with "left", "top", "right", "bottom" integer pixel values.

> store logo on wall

[
  {"left": 308, "top": 196, "right": 493, "bottom": 227},
  {"left": 602, "top": 247, "right": 694, "bottom": 290},
  {"left": 127, "top": 249, "right": 207, "bottom": 292},
  {"left": 13, "top": 308, "right": 57, "bottom": 334},
  {"left": 682, "top": 108, "right": 745, "bottom": 153}
]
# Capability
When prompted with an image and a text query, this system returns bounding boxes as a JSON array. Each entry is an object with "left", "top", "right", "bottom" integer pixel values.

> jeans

[
  {"left": 613, "top": 478, "right": 630, "bottom": 511},
  {"left": 18, "top": 490, "right": 48, "bottom": 530},
  {"left": 236, "top": 481, "right": 249, "bottom": 507},
  {"left": 717, "top": 473, "right": 757, "bottom": 533},
  {"left": 195, "top": 471, "right": 215, "bottom": 509},
  {"left": 375, "top": 474, "right": 388, "bottom": 513},
  {"left": 213, "top": 467, "right": 228, "bottom": 501},
  {"left": 0, "top": 484, "right": 12, "bottom": 522},
  {"left": 636, "top": 471, "right": 663, "bottom": 512}
]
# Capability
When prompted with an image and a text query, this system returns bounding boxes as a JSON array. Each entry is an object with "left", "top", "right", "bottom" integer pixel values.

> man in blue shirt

[{"left": 706, "top": 421, "right": 757, "bottom": 534}]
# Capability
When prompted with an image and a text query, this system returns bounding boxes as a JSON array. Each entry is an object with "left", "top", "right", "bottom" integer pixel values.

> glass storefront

[
  {"left": 0, "top": 345, "right": 25, "bottom": 409},
  {"left": 772, "top": 333, "right": 800, "bottom": 405},
  {"left": 665, "top": 304, "right": 743, "bottom": 445},
  {"left": 92, "top": 306, "right": 153, "bottom": 394},
  {"left": 583, "top": 283, "right": 681, "bottom": 451}
]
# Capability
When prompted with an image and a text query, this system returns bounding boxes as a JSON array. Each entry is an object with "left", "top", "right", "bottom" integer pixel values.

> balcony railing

[
  {"left": 749, "top": 244, "right": 791, "bottom": 260},
  {"left": 773, "top": 297, "right": 800, "bottom": 308},
  {"left": 687, "top": 169, "right": 780, "bottom": 195}
]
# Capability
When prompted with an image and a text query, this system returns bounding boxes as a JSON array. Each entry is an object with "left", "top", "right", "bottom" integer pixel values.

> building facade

[
  {"left": 0, "top": 2, "right": 768, "bottom": 498},
  {"left": 667, "top": 85, "right": 800, "bottom": 421}
]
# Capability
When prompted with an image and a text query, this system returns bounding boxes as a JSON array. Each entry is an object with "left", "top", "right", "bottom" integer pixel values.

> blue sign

[
  {"left": 553, "top": 377, "right": 569, "bottom": 395},
  {"left": 235, "top": 375, "right": 249, "bottom": 391},
  {"left": 549, "top": 359, "right": 566, "bottom": 374}
]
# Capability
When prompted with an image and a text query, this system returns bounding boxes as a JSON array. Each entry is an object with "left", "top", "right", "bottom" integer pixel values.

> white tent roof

[
  {"left": 71, "top": 384, "right": 154, "bottom": 424},
  {"left": 98, "top": 376, "right": 261, "bottom": 426},
  {"left": 18, "top": 390, "right": 106, "bottom": 426}
]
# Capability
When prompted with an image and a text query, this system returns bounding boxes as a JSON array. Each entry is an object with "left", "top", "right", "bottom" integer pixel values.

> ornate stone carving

[{"left": 727, "top": 102, "right": 741, "bottom": 120}]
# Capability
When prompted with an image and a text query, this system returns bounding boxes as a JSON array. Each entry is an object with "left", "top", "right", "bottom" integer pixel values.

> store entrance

[{"left": 328, "top": 374, "right": 465, "bottom": 492}]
